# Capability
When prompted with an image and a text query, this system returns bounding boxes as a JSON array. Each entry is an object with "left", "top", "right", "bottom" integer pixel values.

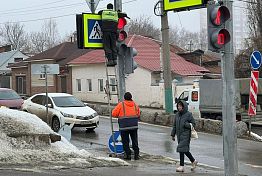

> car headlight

[
  {"left": 93, "top": 112, "right": 98, "bottom": 117},
  {"left": 61, "top": 112, "right": 74, "bottom": 118}
]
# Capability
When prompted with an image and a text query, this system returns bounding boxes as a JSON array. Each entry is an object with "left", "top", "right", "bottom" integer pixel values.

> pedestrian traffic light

[
  {"left": 117, "top": 17, "right": 128, "bottom": 43},
  {"left": 124, "top": 47, "right": 138, "bottom": 74},
  {"left": 207, "top": 3, "right": 231, "bottom": 52}
]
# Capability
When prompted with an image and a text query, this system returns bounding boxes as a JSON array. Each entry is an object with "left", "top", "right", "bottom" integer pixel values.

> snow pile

[
  {"left": 0, "top": 109, "right": 53, "bottom": 135},
  {"left": 0, "top": 109, "right": 128, "bottom": 168}
]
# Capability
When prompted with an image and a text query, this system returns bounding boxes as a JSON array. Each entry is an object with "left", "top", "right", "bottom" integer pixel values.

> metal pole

[
  {"left": 114, "top": 0, "right": 122, "bottom": 11},
  {"left": 91, "top": 0, "right": 95, "bottom": 13},
  {"left": 44, "top": 65, "right": 48, "bottom": 123},
  {"left": 160, "top": 1, "right": 173, "bottom": 113},
  {"left": 249, "top": 116, "right": 251, "bottom": 136},
  {"left": 222, "top": 0, "right": 238, "bottom": 175},
  {"left": 114, "top": 0, "right": 124, "bottom": 101}
]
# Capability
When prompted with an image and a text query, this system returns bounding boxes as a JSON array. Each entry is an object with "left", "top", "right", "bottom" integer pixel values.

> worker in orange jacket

[{"left": 112, "top": 92, "right": 140, "bottom": 160}]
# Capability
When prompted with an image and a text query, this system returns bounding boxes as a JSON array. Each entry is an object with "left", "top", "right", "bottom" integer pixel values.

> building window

[
  {"left": 87, "top": 79, "right": 92, "bottom": 91},
  {"left": 40, "top": 74, "right": 46, "bottom": 79},
  {"left": 76, "top": 79, "right": 81, "bottom": 92},
  {"left": 110, "top": 78, "right": 116, "bottom": 92},
  {"left": 98, "top": 79, "right": 104, "bottom": 92}
]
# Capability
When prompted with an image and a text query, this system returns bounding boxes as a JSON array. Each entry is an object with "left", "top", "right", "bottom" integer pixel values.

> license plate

[{"left": 80, "top": 121, "right": 91, "bottom": 125}]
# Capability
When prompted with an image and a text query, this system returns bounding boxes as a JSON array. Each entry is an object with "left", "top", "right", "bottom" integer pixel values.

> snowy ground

[{"left": 0, "top": 108, "right": 128, "bottom": 169}]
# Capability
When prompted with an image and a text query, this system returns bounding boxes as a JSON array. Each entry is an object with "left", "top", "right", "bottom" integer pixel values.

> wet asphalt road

[{"left": 70, "top": 116, "right": 262, "bottom": 176}]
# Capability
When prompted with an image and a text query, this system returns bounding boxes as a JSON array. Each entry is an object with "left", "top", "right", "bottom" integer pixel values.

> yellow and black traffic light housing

[{"left": 207, "top": 2, "right": 231, "bottom": 52}]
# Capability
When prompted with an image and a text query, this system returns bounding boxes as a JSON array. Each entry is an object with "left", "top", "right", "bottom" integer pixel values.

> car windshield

[
  {"left": 52, "top": 96, "right": 85, "bottom": 107},
  {"left": 0, "top": 90, "right": 21, "bottom": 100}
]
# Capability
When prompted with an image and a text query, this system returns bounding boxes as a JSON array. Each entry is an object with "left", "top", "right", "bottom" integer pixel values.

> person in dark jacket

[
  {"left": 112, "top": 92, "right": 140, "bottom": 160},
  {"left": 171, "top": 100, "right": 198, "bottom": 172},
  {"left": 98, "top": 3, "right": 127, "bottom": 67}
]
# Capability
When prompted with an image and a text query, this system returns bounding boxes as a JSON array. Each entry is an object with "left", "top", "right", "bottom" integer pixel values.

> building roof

[
  {"left": 69, "top": 35, "right": 209, "bottom": 76},
  {"left": 9, "top": 42, "right": 91, "bottom": 68},
  {"left": 0, "top": 50, "right": 17, "bottom": 67}
]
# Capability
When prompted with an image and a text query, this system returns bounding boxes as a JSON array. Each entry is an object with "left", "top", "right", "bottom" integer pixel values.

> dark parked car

[{"left": 0, "top": 88, "right": 24, "bottom": 109}]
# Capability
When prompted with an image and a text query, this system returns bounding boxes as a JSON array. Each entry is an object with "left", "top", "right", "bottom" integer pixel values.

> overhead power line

[
  {"left": 0, "top": 0, "right": 137, "bottom": 25},
  {"left": 0, "top": 0, "right": 68, "bottom": 13},
  {"left": 0, "top": 2, "right": 86, "bottom": 16}
]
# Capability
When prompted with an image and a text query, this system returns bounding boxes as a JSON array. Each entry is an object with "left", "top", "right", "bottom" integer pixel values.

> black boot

[
  {"left": 124, "top": 155, "right": 131, "bottom": 160},
  {"left": 134, "top": 154, "right": 140, "bottom": 160}
]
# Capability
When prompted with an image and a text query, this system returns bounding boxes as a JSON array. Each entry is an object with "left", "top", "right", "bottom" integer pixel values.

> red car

[{"left": 0, "top": 88, "right": 24, "bottom": 109}]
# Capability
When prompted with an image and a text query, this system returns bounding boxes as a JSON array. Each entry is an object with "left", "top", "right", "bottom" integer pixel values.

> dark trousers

[
  {"left": 120, "top": 129, "right": 139, "bottom": 157},
  {"left": 102, "top": 31, "right": 117, "bottom": 61},
  {"left": 179, "top": 152, "right": 195, "bottom": 166}
]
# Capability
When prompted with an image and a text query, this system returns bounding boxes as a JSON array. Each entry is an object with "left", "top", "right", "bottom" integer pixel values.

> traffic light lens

[
  {"left": 118, "top": 31, "right": 127, "bottom": 41},
  {"left": 210, "top": 6, "right": 230, "bottom": 26},
  {"left": 118, "top": 18, "right": 127, "bottom": 29}
]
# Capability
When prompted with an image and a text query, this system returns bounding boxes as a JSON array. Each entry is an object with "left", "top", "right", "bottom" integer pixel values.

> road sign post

[
  {"left": 248, "top": 70, "right": 259, "bottom": 136},
  {"left": 31, "top": 64, "right": 59, "bottom": 123}
]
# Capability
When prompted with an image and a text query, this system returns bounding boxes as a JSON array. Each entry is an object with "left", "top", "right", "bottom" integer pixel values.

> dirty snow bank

[{"left": 0, "top": 109, "right": 127, "bottom": 168}]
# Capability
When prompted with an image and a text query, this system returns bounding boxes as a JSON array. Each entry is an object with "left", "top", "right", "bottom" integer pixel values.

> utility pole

[
  {"left": 90, "top": 0, "right": 95, "bottom": 13},
  {"left": 160, "top": 0, "right": 173, "bottom": 113},
  {"left": 221, "top": 0, "right": 238, "bottom": 175},
  {"left": 114, "top": 0, "right": 125, "bottom": 101}
]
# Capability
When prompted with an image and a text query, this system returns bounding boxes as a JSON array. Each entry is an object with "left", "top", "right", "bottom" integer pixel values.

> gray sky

[{"left": 0, "top": 0, "right": 201, "bottom": 36}]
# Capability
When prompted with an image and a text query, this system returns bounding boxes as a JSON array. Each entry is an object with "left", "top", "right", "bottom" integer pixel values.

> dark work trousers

[
  {"left": 179, "top": 152, "right": 195, "bottom": 166},
  {"left": 120, "top": 129, "right": 139, "bottom": 157},
  {"left": 102, "top": 31, "right": 117, "bottom": 61}
]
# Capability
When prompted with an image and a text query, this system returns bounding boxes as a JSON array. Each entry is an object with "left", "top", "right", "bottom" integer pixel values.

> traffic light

[
  {"left": 117, "top": 17, "right": 128, "bottom": 44},
  {"left": 207, "top": 2, "right": 231, "bottom": 52},
  {"left": 124, "top": 47, "right": 138, "bottom": 74}
]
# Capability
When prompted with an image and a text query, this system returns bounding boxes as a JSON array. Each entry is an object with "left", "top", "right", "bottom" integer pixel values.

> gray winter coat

[{"left": 171, "top": 100, "right": 196, "bottom": 153}]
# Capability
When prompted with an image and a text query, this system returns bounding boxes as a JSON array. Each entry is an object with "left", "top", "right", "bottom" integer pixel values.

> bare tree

[
  {"left": 128, "top": 16, "right": 160, "bottom": 40},
  {"left": 169, "top": 26, "right": 204, "bottom": 51},
  {"left": 247, "top": 0, "right": 262, "bottom": 49},
  {"left": 25, "top": 19, "right": 61, "bottom": 54},
  {"left": 42, "top": 19, "right": 61, "bottom": 49},
  {"left": 0, "top": 22, "right": 27, "bottom": 50},
  {"left": 234, "top": 0, "right": 262, "bottom": 78},
  {"left": 30, "top": 31, "right": 47, "bottom": 53}
]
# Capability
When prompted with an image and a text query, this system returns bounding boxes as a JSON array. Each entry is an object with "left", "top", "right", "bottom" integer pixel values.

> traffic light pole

[
  {"left": 114, "top": 0, "right": 125, "bottom": 101},
  {"left": 90, "top": 0, "right": 95, "bottom": 13},
  {"left": 160, "top": 1, "right": 173, "bottom": 113},
  {"left": 221, "top": 0, "right": 238, "bottom": 175}
]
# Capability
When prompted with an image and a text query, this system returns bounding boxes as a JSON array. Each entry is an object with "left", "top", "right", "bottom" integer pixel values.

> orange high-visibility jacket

[{"left": 112, "top": 100, "right": 140, "bottom": 130}]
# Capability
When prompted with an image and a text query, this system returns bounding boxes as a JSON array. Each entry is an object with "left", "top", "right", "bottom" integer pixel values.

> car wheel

[{"left": 52, "top": 117, "right": 60, "bottom": 132}]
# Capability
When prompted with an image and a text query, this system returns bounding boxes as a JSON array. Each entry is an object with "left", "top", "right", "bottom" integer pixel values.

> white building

[{"left": 69, "top": 35, "right": 209, "bottom": 108}]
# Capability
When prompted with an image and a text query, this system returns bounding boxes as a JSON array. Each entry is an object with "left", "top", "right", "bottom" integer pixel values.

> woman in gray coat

[{"left": 171, "top": 100, "right": 198, "bottom": 172}]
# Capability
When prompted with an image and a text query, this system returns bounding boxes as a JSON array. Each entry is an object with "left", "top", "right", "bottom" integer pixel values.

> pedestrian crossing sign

[{"left": 82, "top": 13, "right": 103, "bottom": 48}]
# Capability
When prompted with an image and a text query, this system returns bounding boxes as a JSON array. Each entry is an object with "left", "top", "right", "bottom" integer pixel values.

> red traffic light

[
  {"left": 211, "top": 29, "right": 230, "bottom": 49},
  {"left": 118, "top": 31, "right": 127, "bottom": 42},
  {"left": 118, "top": 17, "right": 127, "bottom": 29},
  {"left": 210, "top": 6, "right": 230, "bottom": 26},
  {"left": 208, "top": 4, "right": 231, "bottom": 52}
]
